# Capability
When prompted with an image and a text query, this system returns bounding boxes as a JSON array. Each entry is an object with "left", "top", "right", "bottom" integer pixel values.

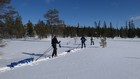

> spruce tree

[
  {"left": 35, "top": 20, "right": 47, "bottom": 39},
  {"left": 26, "top": 20, "right": 34, "bottom": 37},
  {"left": 109, "top": 22, "right": 115, "bottom": 38},
  {"left": 102, "top": 21, "right": 107, "bottom": 37},
  {"left": 14, "top": 14, "right": 24, "bottom": 38},
  {"left": 128, "top": 20, "right": 135, "bottom": 38}
]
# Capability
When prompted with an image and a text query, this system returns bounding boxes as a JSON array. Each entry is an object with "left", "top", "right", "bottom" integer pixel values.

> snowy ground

[{"left": 0, "top": 37, "right": 140, "bottom": 79}]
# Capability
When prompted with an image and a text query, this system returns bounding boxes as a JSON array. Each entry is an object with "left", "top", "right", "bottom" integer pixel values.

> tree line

[
  {"left": 63, "top": 20, "right": 140, "bottom": 38},
  {"left": 0, "top": 0, "right": 140, "bottom": 39}
]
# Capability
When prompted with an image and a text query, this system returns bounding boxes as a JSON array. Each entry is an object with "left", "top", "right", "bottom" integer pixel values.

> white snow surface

[{"left": 0, "top": 37, "right": 140, "bottom": 79}]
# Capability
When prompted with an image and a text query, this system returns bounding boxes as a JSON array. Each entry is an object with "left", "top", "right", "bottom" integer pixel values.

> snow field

[{"left": 0, "top": 37, "right": 140, "bottom": 79}]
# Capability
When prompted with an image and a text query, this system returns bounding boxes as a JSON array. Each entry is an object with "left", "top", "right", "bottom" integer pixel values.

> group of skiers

[
  {"left": 51, "top": 36, "right": 94, "bottom": 58},
  {"left": 79, "top": 36, "right": 94, "bottom": 48}
]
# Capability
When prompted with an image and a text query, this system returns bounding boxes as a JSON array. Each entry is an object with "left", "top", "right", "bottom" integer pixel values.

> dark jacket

[
  {"left": 81, "top": 36, "right": 86, "bottom": 43},
  {"left": 51, "top": 37, "right": 59, "bottom": 48}
]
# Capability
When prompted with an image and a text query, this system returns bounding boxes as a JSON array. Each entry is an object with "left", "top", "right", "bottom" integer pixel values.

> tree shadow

[
  {"left": 125, "top": 57, "right": 140, "bottom": 59},
  {"left": 22, "top": 52, "right": 43, "bottom": 57},
  {"left": 12, "top": 39, "right": 49, "bottom": 43},
  {"left": 61, "top": 46, "right": 78, "bottom": 49},
  {"left": 22, "top": 52, "right": 51, "bottom": 59},
  {"left": 88, "top": 45, "right": 100, "bottom": 48},
  {"left": 7, "top": 52, "right": 52, "bottom": 68}
]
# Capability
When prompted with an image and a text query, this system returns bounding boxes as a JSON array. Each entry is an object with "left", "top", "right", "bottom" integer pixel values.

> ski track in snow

[
  {"left": 0, "top": 45, "right": 87, "bottom": 73},
  {"left": 0, "top": 37, "right": 100, "bottom": 73}
]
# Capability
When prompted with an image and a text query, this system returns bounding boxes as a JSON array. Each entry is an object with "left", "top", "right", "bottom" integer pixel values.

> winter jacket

[
  {"left": 81, "top": 36, "right": 86, "bottom": 43},
  {"left": 51, "top": 37, "right": 59, "bottom": 48}
]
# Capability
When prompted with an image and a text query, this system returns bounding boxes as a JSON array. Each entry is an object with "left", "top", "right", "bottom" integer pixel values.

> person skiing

[
  {"left": 90, "top": 36, "right": 94, "bottom": 45},
  {"left": 80, "top": 36, "right": 86, "bottom": 48},
  {"left": 51, "top": 36, "right": 60, "bottom": 57}
]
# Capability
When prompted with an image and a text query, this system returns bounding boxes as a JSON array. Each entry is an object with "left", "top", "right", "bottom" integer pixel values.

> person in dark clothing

[
  {"left": 90, "top": 37, "right": 94, "bottom": 45},
  {"left": 51, "top": 36, "right": 60, "bottom": 57},
  {"left": 81, "top": 36, "right": 86, "bottom": 48}
]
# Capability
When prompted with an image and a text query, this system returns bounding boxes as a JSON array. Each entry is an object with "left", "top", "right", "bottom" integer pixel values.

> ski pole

[
  {"left": 76, "top": 44, "right": 81, "bottom": 49},
  {"left": 35, "top": 46, "right": 52, "bottom": 61}
]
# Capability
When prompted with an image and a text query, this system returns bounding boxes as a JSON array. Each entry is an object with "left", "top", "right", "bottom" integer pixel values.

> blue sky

[{"left": 11, "top": 0, "right": 140, "bottom": 27}]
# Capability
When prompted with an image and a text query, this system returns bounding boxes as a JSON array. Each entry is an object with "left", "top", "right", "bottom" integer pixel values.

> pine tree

[
  {"left": 136, "top": 28, "right": 140, "bottom": 37},
  {"left": 97, "top": 21, "right": 101, "bottom": 37},
  {"left": 102, "top": 21, "right": 107, "bottom": 37},
  {"left": 14, "top": 14, "right": 24, "bottom": 38},
  {"left": 35, "top": 20, "right": 47, "bottom": 39},
  {"left": 44, "top": 9, "right": 63, "bottom": 39},
  {"left": 4, "top": 14, "right": 15, "bottom": 38},
  {"left": 76, "top": 23, "right": 80, "bottom": 36},
  {"left": 109, "top": 22, "right": 115, "bottom": 38},
  {"left": 128, "top": 20, "right": 135, "bottom": 38},
  {"left": 0, "top": 0, "right": 11, "bottom": 21},
  {"left": 0, "top": 0, "right": 17, "bottom": 38},
  {"left": 26, "top": 20, "right": 34, "bottom": 37}
]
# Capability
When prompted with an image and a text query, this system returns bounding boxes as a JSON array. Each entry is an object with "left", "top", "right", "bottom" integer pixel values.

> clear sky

[{"left": 11, "top": 0, "right": 140, "bottom": 27}]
